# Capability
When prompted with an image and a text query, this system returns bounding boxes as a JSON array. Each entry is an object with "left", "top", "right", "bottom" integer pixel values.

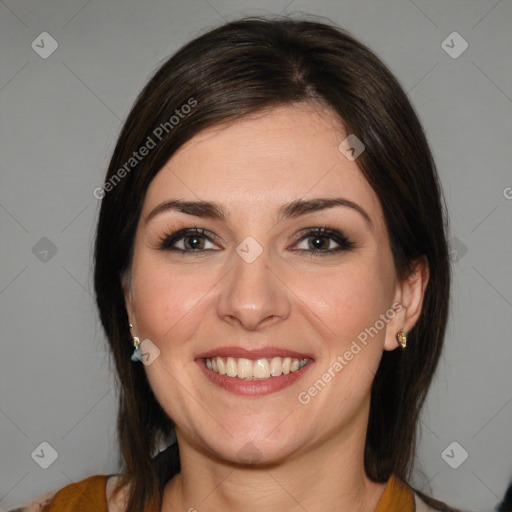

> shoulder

[
  {"left": 7, "top": 474, "right": 113, "bottom": 512},
  {"left": 106, "top": 475, "right": 131, "bottom": 512}
]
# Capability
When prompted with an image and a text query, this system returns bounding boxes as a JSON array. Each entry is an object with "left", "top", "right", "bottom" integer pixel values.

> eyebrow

[{"left": 145, "top": 197, "right": 372, "bottom": 228}]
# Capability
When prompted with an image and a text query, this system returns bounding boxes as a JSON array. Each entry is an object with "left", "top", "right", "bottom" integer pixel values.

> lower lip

[{"left": 196, "top": 359, "right": 314, "bottom": 396}]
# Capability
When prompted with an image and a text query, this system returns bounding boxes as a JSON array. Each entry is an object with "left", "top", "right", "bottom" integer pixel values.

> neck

[{"left": 162, "top": 409, "right": 387, "bottom": 512}]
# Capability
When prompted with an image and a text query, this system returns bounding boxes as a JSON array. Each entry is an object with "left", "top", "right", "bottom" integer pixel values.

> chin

[{"left": 200, "top": 432, "right": 302, "bottom": 467}]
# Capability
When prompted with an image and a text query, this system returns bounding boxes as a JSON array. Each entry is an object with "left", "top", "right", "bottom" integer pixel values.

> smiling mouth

[{"left": 204, "top": 356, "right": 310, "bottom": 380}]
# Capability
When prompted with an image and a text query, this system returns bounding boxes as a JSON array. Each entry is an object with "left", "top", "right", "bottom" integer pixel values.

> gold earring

[{"left": 396, "top": 328, "right": 407, "bottom": 350}]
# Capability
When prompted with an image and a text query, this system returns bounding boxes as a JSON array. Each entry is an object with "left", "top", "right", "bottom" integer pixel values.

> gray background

[{"left": 0, "top": 1, "right": 511, "bottom": 510}]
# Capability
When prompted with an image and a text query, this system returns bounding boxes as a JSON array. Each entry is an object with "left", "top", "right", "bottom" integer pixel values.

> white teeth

[
  {"left": 226, "top": 357, "right": 237, "bottom": 377},
  {"left": 217, "top": 357, "right": 226, "bottom": 375},
  {"left": 204, "top": 356, "right": 308, "bottom": 380},
  {"left": 237, "top": 358, "right": 253, "bottom": 378},
  {"left": 269, "top": 357, "right": 282, "bottom": 377},
  {"left": 253, "top": 359, "right": 270, "bottom": 379}
]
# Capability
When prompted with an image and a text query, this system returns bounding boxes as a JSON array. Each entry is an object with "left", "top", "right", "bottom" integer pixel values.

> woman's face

[{"left": 125, "top": 104, "right": 413, "bottom": 465}]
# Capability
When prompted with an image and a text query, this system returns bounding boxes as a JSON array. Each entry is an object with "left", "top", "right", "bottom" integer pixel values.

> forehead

[{"left": 142, "top": 104, "right": 384, "bottom": 227}]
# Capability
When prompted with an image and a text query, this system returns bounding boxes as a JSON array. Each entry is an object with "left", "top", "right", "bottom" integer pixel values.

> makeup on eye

[
  {"left": 155, "top": 225, "right": 356, "bottom": 255},
  {"left": 158, "top": 226, "right": 219, "bottom": 252}
]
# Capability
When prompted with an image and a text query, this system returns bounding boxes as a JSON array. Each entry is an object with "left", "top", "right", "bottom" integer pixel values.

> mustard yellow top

[{"left": 13, "top": 473, "right": 418, "bottom": 512}]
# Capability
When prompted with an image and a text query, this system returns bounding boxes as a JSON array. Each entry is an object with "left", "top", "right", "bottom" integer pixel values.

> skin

[{"left": 122, "top": 103, "right": 429, "bottom": 512}]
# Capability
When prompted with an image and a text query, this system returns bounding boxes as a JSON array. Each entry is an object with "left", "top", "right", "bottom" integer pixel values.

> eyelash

[{"left": 158, "top": 226, "right": 355, "bottom": 256}]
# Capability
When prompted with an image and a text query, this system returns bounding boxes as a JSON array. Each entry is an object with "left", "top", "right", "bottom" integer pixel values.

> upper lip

[{"left": 195, "top": 346, "right": 313, "bottom": 360}]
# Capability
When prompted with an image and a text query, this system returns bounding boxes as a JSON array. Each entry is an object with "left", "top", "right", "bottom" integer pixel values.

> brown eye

[
  {"left": 293, "top": 227, "right": 354, "bottom": 254},
  {"left": 159, "top": 228, "right": 220, "bottom": 252}
]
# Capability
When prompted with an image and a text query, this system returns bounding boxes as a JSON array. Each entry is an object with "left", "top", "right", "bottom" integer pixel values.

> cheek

[
  {"left": 302, "top": 262, "right": 393, "bottom": 345},
  {"left": 293, "top": 254, "right": 395, "bottom": 398},
  {"left": 129, "top": 253, "right": 212, "bottom": 354}
]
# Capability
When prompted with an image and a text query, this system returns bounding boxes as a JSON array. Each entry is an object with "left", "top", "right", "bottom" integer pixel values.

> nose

[{"left": 216, "top": 245, "right": 291, "bottom": 331}]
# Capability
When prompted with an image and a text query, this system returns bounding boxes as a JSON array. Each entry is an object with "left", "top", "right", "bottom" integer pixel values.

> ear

[{"left": 384, "top": 256, "right": 430, "bottom": 351}]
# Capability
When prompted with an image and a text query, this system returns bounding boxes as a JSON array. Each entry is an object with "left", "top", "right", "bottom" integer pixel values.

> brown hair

[{"left": 93, "top": 16, "right": 451, "bottom": 511}]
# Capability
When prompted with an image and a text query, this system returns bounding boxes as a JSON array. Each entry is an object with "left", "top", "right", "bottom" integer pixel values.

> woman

[{"left": 12, "top": 16, "right": 458, "bottom": 512}]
